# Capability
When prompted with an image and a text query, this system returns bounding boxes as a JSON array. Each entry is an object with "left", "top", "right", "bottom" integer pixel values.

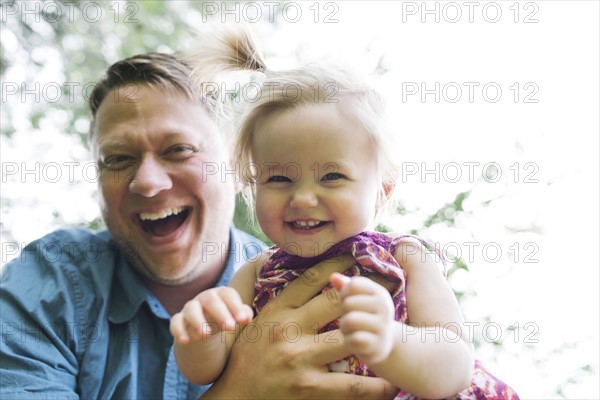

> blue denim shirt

[{"left": 0, "top": 227, "right": 265, "bottom": 399}]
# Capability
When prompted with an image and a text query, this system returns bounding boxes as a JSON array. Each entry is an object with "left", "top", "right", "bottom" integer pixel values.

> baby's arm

[
  {"left": 330, "top": 238, "right": 474, "bottom": 398},
  {"left": 170, "top": 253, "right": 267, "bottom": 385}
]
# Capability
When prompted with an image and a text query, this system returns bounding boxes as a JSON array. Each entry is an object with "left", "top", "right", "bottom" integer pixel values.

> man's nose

[{"left": 128, "top": 156, "right": 173, "bottom": 197}]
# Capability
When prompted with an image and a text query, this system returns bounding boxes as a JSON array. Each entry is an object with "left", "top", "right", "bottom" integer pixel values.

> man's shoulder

[
  {"left": 1, "top": 228, "right": 119, "bottom": 377},
  {"left": 1, "top": 227, "right": 118, "bottom": 295}
]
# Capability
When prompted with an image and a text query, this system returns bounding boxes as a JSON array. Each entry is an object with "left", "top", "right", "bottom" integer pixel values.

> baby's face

[{"left": 251, "top": 103, "right": 381, "bottom": 257}]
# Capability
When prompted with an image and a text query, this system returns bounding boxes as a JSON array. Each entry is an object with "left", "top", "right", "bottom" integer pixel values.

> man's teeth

[{"left": 139, "top": 207, "right": 184, "bottom": 221}]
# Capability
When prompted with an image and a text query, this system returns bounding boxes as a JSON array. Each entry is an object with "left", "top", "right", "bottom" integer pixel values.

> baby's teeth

[{"left": 296, "top": 220, "right": 319, "bottom": 227}]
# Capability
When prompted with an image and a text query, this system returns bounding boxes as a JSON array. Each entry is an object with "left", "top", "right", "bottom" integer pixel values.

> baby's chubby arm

[
  {"left": 329, "top": 273, "right": 395, "bottom": 365},
  {"left": 170, "top": 252, "right": 267, "bottom": 385},
  {"left": 330, "top": 238, "right": 474, "bottom": 398}
]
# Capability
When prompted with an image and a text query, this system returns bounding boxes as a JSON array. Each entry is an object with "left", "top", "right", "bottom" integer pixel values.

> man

[{"left": 0, "top": 53, "right": 396, "bottom": 399}]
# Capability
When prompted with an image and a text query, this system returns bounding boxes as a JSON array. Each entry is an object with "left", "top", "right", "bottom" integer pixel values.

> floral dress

[{"left": 253, "top": 231, "right": 520, "bottom": 399}]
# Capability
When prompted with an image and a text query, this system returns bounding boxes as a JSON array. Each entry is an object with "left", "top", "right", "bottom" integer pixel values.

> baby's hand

[
  {"left": 330, "top": 272, "right": 395, "bottom": 365},
  {"left": 169, "top": 287, "right": 253, "bottom": 346}
]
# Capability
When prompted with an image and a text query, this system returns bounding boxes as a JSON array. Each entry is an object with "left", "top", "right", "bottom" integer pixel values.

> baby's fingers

[
  {"left": 199, "top": 287, "right": 252, "bottom": 330},
  {"left": 330, "top": 272, "right": 351, "bottom": 291},
  {"left": 181, "top": 297, "right": 213, "bottom": 337},
  {"left": 169, "top": 312, "right": 190, "bottom": 345},
  {"left": 344, "top": 330, "right": 383, "bottom": 363},
  {"left": 340, "top": 276, "right": 384, "bottom": 296},
  {"left": 218, "top": 287, "right": 254, "bottom": 324}
]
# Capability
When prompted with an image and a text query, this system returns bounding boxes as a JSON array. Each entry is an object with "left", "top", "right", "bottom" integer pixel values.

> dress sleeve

[{"left": 1, "top": 237, "right": 83, "bottom": 399}]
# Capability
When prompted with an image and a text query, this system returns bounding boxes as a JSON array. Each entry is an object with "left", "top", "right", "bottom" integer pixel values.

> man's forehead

[
  {"left": 97, "top": 83, "right": 196, "bottom": 110},
  {"left": 96, "top": 86, "right": 209, "bottom": 125}
]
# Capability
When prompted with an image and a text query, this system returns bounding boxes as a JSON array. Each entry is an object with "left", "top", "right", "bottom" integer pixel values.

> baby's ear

[
  {"left": 375, "top": 182, "right": 396, "bottom": 213},
  {"left": 379, "top": 182, "right": 395, "bottom": 203},
  {"left": 383, "top": 182, "right": 395, "bottom": 199}
]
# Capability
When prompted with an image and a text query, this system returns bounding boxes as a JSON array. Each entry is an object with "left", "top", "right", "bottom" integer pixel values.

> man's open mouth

[{"left": 139, "top": 207, "right": 190, "bottom": 237}]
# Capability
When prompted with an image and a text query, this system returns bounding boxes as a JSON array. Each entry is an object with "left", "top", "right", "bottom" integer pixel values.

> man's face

[{"left": 94, "top": 84, "right": 236, "bottom": 285}]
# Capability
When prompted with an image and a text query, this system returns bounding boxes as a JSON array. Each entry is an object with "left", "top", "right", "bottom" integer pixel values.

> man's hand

[{"left": 201, "top": 255, "right": 398, "bottom": 399}]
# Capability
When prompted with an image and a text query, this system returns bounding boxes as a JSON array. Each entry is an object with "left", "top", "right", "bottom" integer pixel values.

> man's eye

[
  {"left": 322, "top": 172, "right": 345, "bottom": 181},
  {"left": 99, "top": 155, "right": 135, "bottom": 171},
  {"left": 166, "top": 144, "right": 199, "bottom": 159},
  {"left": 267, "top": 175, "right": 291, "bottom": 183}
]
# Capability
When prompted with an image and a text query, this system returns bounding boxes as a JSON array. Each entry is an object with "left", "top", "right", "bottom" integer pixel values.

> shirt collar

[
  {"left": 108, "top": 227, "right": 242, "bottom": 324},
  {"left": 108, "top": 246, "right": 151, "bottom": 324}
]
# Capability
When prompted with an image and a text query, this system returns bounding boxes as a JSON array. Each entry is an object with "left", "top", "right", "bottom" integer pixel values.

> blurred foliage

[
  {"left": 3, "top": 0, "right": 225, "bottom": 143},
  {"left": 423, "top": 190, "right": 469, "bottom": 228}
]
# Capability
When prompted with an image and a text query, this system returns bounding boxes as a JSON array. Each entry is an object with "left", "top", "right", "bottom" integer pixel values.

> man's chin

[
  {"left": 135, "top": 262, "right": 195, "bottom": 286},
  {"left": 117, "top": 243, "right": 187, "bottom": 284}
]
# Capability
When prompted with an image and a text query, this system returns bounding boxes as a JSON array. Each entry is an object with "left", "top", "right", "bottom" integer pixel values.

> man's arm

[{"left": 201, "top": 255, "right": 398, "bottom": 400}]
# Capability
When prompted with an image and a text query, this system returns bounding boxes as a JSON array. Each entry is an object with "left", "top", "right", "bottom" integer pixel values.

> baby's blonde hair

[{"left": 190, "top": 27, "right": 400, "bottom": 224}]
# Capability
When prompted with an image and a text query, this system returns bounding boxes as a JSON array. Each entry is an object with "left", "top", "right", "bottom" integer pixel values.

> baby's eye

[
  {"left": 321, "top": 172, "right": 345, "bottom": 181},
  {"left": 99, "top": 155, "right": 136, "bottom": 171},
  {"left": 267, "top": 175, "right": 291, "bottom": 183}
]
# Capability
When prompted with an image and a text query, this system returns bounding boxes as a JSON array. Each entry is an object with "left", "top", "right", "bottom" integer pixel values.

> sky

[{"left": 1, "top": 1, "right": 599, "bottom": 398}]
